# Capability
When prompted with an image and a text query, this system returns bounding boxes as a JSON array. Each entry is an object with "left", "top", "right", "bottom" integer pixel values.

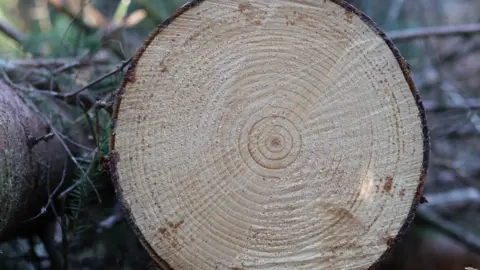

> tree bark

[{"left": 0, "top": 80, "right": 71, "bottom": 242}]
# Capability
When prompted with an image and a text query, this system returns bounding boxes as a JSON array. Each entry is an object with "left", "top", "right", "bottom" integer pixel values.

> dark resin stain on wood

[{"left": 383, "top": 175, "right": 393, "bottom": 192}]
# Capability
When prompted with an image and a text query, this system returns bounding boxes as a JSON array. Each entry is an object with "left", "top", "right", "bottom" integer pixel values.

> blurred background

[{"left": 0, "top": 0, "right": 479, "bottom": 269}]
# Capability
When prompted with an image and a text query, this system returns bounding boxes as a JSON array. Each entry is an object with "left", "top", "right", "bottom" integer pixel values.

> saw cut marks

[{"left": 110, "top": 0, "right": 428, "bottom": 269}]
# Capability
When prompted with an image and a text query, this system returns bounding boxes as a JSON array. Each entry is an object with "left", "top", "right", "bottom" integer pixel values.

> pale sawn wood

[{"left": 109, "top": 0, "right": 429, "bottom": 269}]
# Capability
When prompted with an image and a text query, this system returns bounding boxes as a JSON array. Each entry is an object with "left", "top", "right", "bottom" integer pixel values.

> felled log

[{"left": 109, "top": 0, "right": 429, "bottom": 269}]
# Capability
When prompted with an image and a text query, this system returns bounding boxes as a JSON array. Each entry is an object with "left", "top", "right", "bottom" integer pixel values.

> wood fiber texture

[{"left": 110, "top": 0, "right": 429, "bottom": 269}]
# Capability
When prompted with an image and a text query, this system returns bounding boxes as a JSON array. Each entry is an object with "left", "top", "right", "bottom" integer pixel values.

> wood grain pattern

[{"left": 109, "top": 0, "right": 429, "bottom": 269}]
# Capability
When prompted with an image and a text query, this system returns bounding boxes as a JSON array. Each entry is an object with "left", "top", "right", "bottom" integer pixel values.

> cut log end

[{"left": 110, "top": 0, "right": 429, "bottom": 269}]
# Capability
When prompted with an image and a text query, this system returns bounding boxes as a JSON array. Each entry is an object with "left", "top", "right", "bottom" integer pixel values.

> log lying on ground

[
  {"left": 0, "top": 80, "right": 71, "bottom": 242},
  {"left": 109, "top": 0, "right": 429, "bottom": 269}
]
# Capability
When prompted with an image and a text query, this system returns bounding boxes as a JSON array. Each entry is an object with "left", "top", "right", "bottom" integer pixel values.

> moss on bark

[{"left": 0, "top": 80, "right": 71, "bottom": 242}]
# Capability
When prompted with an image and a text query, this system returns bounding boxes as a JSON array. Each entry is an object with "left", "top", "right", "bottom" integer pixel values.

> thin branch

[
  {"left": 388, "top": 23, "right": 480, "bottom": 41},
  {"left": 47, "top": 123, "right": 101, "bottom": 204},
  {"left": 94, "top": 107, "right": 102, "bottom": 161},
  {"left": 0, "top": 52, "right": 112, "bottom": 101},
  {"left": 2, "top": 54, "right": 104, "bottom": 69},
  {"left": 22, "top": 160, "right": 68, "bottom": 223},
  {"left": 0, "top": 19, "right": 24, "bottom": 43},
  {"left": 0, "top": 51, "right": 110, "bottom": 76},
  {"left": 57, "top": 131, "right": 94, "bottom": 152},
  {"left": 423, "top": 188, "right": 480, "bottom": 208},
  {"left": 60, "top": 56, "right": 133, "bottom": 99},
  {"left": 52, "top": 51, "right": 109, "bottom": 74},
  {"left": 16, "top": 92, "right": 102, "bottom": 204},
  {"left": 2, "top": 55, "right": 131, "bottom": 104},
  {"left": 58, "top": 146, "right": 98, "bottom": 200},
  {"left": 441, "top": 77, "right": 480, "bottom": 134},
  {"left": 0, "top": 67, "right": 60, "bottom": 97},
  {"left": 423, "top": 99, "right": 480, "bottom": 112},
  {"left": 27, "top": 133, "right": 55, "bottom": 149}
]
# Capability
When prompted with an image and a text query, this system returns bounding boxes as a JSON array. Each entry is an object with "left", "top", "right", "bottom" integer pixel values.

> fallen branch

[
  {"left": 0, "top": 19, "right": 24, "bottom": 43},
  {"left": 388, "top": 23, "right": 480, "bottom": 41},
  {"left": 1, "top": 55, "right": 132, "bottom": 106},
  {"left": 59, "top": 56, "right": 133, "bottom": 99},
  {"left": 16, "top": 92, "right": 102, "bottom": 204},
  {"left": 52, "top": 50, "right": 111, "bottom": 74},
  {"left": 0, "top": 52, "right": 110, "bottom": 70},
  {"left": 423, "top": 188, "right": 480, "bottom": 208},
  {"left": 22, "top": 160, "right": 68, "bottom": 223},
  {"left": 423, "top": 99, "right": 480, "bottom": 112}
]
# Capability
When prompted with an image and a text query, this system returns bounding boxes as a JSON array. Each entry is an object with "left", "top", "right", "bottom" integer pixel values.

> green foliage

[
  {"left": 66, "top": 116, "right": 112, "bottom": 229},
  {"left": 20, "top": 15, "right": 101, "bottom": 58}
]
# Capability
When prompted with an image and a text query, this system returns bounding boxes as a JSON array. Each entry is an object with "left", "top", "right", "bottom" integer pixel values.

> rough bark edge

[{"left": 108, "top": 0, "right": 430, "bottom": 269}]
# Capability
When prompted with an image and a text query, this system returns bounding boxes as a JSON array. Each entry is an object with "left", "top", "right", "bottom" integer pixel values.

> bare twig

[
  {"left": 2, "top": 55, "right": 131, "bottom": 104},
  {"left": 60, "top": 56, "right": 133, "bottom": 99},
  {"left": 58, "top": 146, "right": 98, "bottom": 200},
  {"left": 423, "top": 99, "right": 480, "bottom": 112},
  {"left": 0, "top": 51, "right": 112, "bottom": 99},
  {"left": 52, "top": 51, "right": 108, "bottom": 74},
  {"left": 0, "top": 67, "right": 61, "bottom": 96},
  {"left": 388, "top": 23, "right": 480, "bottom": 41},
  {"left": 58, "top": 180, "right": 82, "bottom": 199},
  {"left": 17, "top": 92, "right": 102, "bottom": 204},
  {"left": 27, "top": 133, "right": 55, "bottom": 149},
  {"left": 0, "top": 19, "right": 24, "bottom": 43},
  {"left": 440, "top": 77, "right": 480, "bottom": 134},
  {"left": 423, "top": 188, "right": 480, "bottom": 208},
  {"left": 22, "top": 160, "right": 68, "bottom": 223},
  {"left": 57, "top": 128, "right": 94, "bottom": 152},
  {"left": 1, "top": 54, "right": 107, "bottom": 69},
  {"left": 94, "top": 107, "right": 102, "bottom": 161}
]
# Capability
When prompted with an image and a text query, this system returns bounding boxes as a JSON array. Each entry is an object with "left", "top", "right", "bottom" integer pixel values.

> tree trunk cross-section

[{"left": 109, "top": 0, "right": 429, "bottom": 269}]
